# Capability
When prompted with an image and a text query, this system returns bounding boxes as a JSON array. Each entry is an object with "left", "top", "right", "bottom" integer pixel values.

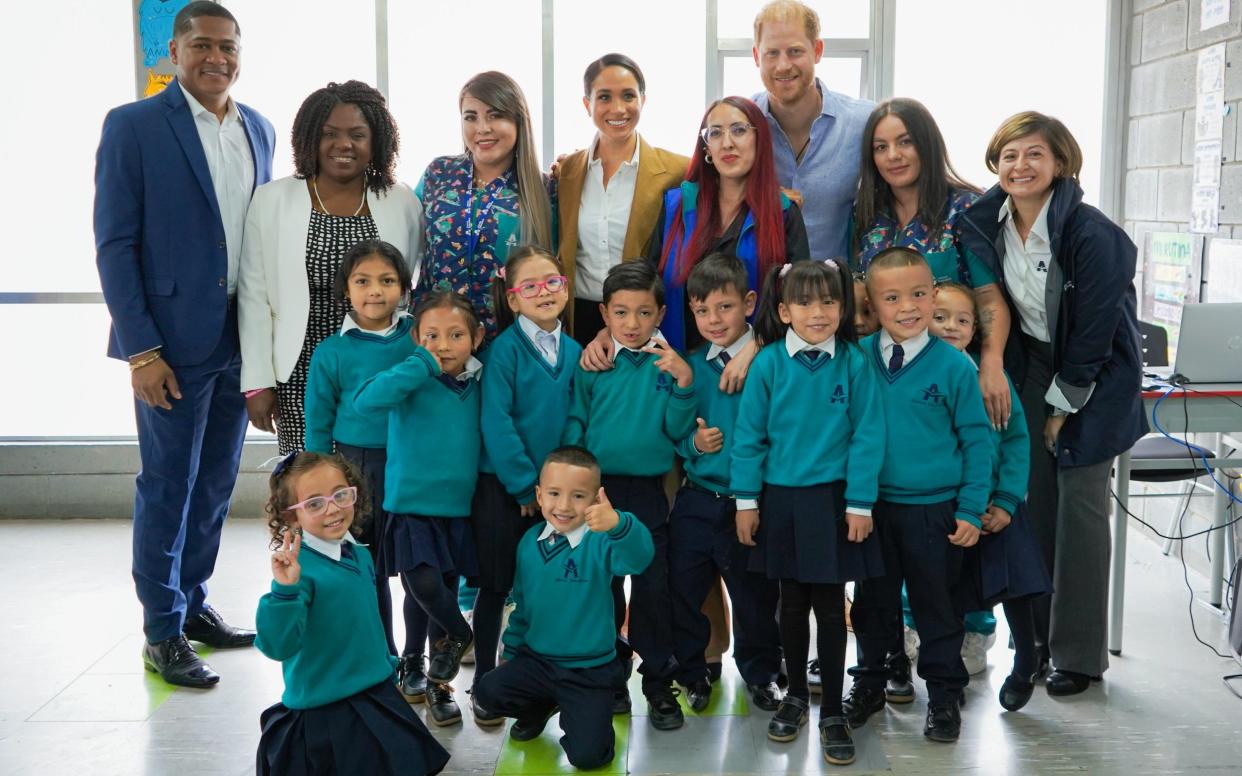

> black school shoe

[
  {"left": 819, "top": 716, "right": 856, "bottom": 766},
  {"left": 427, "top": 632, "right": 474, "bottom": 684},
  {"left": 426, "top": 683, "right": 462, "bottom": 726},
  {"left": 142, "top": 635, "right": 220, "bottom": 688},
  {"left": 397, "top": 654, "right": 427, "bottom": 703},
  {"left": 686, "top": 678, "right": 712, "bottom": 712},
  {"left": 707, "top": 660, "right": 723, "bottom": 683},
  {"left": 612, "top": 685, "right": 632, "bottom": 714},
  {"left": 767, "top": 695, "right": 809, "bottom": 742},
  {"left": 182, "top": 606, "right": 256, "bottom": 649},
  {"left": 510, "top": 704, "right": 559, "bottom": 741},
  {"left": 842, "top": 683, "right": 886, "bottom": 728},
  {"left": 747, "top": 682, "right": 782, "bottom": 712},
  {"left": 469, "top": 690, "right": 506, "bottom": 727},
  {"left": 1046, "top": 669, "right": 1100, "bottom": 697},
  {"left": 923, "top": 702, "right": 961, "bottom": 743},
  {"left": 807, "top": 659, "right": 822, "bottom": 694},
  {"left": 999, "top": 673, "right": 1035, "bottom": 711},
  {"left": 644, "top": 683, "right": 685, "bottom": 730},
  {"left": 885, "top": 654, "right": 915, "bottom": 704}
]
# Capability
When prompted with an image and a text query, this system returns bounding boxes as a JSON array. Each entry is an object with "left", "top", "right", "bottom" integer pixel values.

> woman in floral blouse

[
  {"left": 413, "top": 71, "right": 555, "bottom": 343},
  {"left": 851, "top": 97, "right": 1012, "bottom": 429}
]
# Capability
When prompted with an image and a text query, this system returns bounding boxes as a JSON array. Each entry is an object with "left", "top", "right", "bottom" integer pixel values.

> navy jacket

[
  {"left": 95, "top": 80, "right": 275, "bottom": 366},
  {"left": 958, "top": 178, "right": 1147, "bottom": 468}
]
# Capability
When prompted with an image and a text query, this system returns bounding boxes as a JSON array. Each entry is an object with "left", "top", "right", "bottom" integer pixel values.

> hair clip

[
  {"left": 778, "top": 263, "right": 794, "bottom": 279},
  {"left": 821, "top": 258, "right": 839, "bottom": 271},
  {"left": 264, "top": 452, "right": 298, "bottom": 478},
  {"left": 496, "top": 266, "right": 507, "bottom": 281}
]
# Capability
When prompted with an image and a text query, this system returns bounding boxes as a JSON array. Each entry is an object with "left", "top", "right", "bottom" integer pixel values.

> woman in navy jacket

[{"left": 958, "top": 112, "right": 1146, "bottom": 697}]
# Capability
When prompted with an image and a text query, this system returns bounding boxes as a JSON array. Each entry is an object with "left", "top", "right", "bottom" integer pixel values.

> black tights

[
  {"left": 1002, "top": 595, "right": 1039, "bottom": 679},
  {"left": 781, "top": 580, "right": 846, "bottom": 716},
  {"left": 403, "top": 593, "right": 431, "bottom": 657},
  {"left": 471, "top": 588, "right": 509, "bottom": 684},
  {"left": 400, "top": 565, "right": 471, "bottom": 649}
]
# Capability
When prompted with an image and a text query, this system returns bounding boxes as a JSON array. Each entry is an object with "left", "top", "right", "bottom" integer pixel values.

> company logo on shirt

[
  {"left": 917, "top": 383, "right": 946, "bottom": 406},
  {"left": 562, "top": 558, "right": 580, "bottom": 579},
  {"left": 1035, "top": 259, "right": 1048, "bottom": 273},
  {"left": 830, "top": 384, "right": 847, "bottom": 404}
]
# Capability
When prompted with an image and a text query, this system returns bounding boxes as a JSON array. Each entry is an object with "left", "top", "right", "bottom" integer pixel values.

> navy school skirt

[
  {"left": 336, "top": 443, "right": 390, "bottom": 575},
  {"left": 471, "top": 473, "right": 541, "bottom": 592},
  {"left": 962, "top": 501, "right": 1054, "bottom": 609},
  {"left": 748, "top": 482, "right": 886, "bottom": 584},
  {"left": 383, "top": 512, "right": 479, "bottom": 582},
  {"left": 256, "top": 678, "right": 450, "bottom": 776}
]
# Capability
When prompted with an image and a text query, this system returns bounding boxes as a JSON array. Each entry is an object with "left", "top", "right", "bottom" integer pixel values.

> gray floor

[{"left": 1, "top": 518, "right": 1240, "bottom": 776}]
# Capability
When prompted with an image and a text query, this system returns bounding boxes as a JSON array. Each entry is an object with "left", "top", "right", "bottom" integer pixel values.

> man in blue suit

[{"left": 95, "top": 1, "right": 275, "bottom": 688}]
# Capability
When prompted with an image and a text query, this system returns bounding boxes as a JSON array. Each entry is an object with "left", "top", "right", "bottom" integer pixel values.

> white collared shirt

[
  {"left": 575, "top": 135, "right": 642, "bottom": 302},
  {"left": 518, "top": 315, "right": 562, "bottom": 366},
  {"left": 706, "top": 325, "right": 754, "bottom": 365},
  {"left": 300, "top": 530, "right": 358, "bottom": 563},
  {"left": 179, "top": 83, "right": 255, "bottom": 296},
  {"left": 340, "top": 310, "right": 408, "bottom": 337},
  {"left": 611, "top": 328, "right": 666, "bottom": 357},
  {"left": 784, "top": 328, "right": 836, "bottom": 359},
  {"left": 537, "top": 520, "right": 589, "bottom": 548},
  {"left": 879, "top": 327, "right": 930, "bottom": 369},
  {"left": 454, "top": 356, "right": 484, "bottom": 381},
  {"left": 1000, "top": 194, "right": 1054, "bottom": 343}
]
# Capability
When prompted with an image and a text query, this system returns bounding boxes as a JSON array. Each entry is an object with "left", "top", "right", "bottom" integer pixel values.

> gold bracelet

[{"left": 129, "top": 352, "right": 162, "bottom": 371}]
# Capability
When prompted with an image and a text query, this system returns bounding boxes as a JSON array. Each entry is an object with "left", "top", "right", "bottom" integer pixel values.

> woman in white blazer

[{"left": 239, "top": 81, "right": 423, "bottom": 454}]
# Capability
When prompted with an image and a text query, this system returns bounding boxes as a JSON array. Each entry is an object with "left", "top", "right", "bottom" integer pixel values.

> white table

[{"left": 1109, "top": 382, "right": 1242, "bottom": 655}]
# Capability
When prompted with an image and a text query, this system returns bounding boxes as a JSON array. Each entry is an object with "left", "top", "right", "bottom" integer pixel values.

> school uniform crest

[
  {"left": 562, "top": 558, "right": 580, "bottom": 579},
  {"left": 655, "top": 372, "right": 673, "bottom": 393},
  {"left": 918, "top": 383, "right": 947, "bottom": 405},
  {"left": 829, "top": 384, "right": 847, "bottom": 404}
]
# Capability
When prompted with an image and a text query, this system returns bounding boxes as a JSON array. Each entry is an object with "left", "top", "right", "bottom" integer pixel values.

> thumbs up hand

[
  {"left": 584, "top": 487, "right": 620, "bottom": 533},
  {"left": 693, "top": 417, "right": 724, "bottom": 454}
]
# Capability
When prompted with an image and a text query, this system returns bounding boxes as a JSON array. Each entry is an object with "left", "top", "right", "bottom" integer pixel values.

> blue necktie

[
  {"left": 718, "top": 351, "right": 732, "bottom": 366},
  {"left": 536, "top": 330, "right": 558, "bottom": 363},
  {"left": 804, "top": 349, "right": 822, "bottom": 361},
  {"left": 888, "top": 344, "right": 905, "bottom": 373},
  {"left": 340, "top": 542, "right": 354, "bottom": 560}
]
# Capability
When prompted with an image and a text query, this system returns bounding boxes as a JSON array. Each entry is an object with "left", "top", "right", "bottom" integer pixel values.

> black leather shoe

[
  {"left": 767, "top": 695, "right": 809, "bottom": 742},
  {"left": 182, "top": 606, "right": 255, "bottom": 649},
  {"left": 707, "top": 660, "right": 723, "bottom": 683},
  {"left": 807, "top": 659, "right": 822, "bottom": 694},
  {"left": 510, "top": 704, "right": 558, "bottom": 741},
  {"left": 923, "top": 702, "right": 961, "bottom": 742},
  {"left": 469, "top": 691, "right": 506, "bottom": 727},
  {"left": 999, "top": 673, "right": 1035, "bottom": 711},
  {"left": 842, "top": 683, "right": 886, "bottom": 728},
  {"left": 398, "top": 653, "right": 428, "bottom": 703},
  {"left": 612, "top": 685, "right": 632, "bottom": 714},
  {"left": 747, "top": 682, "right": 782, "bottom": 711},
  {"left": 426, "top": 683, "right": 461, "bottom": 726},
  {"left": 686, "top": 678, "right": 712, "bottom": 712},
  {"left": 1046, "top": 669, "right": 1098, "bottom": 697},
  {"left": 884, "top": 653, "right": 914, "bottom": 703},
  {"left": 427, "top": 632, "right": 474, "bottom": 683},
  {"left": 644, "top": 684, "right": 685, "bottom": 730},
  {"left": 142, "top": 635, "right": 220, "bottom": 688},
  {"left": 819, "top": 716, "right": 856, "bottom": 765}
]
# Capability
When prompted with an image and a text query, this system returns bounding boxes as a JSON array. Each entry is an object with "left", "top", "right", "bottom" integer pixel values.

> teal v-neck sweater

[
  {"left": 354, "top": 347, "right": 480, "bottom": 517},
  {"left": 676, "top": 348, "right": 742, "bottom": 495},
  {"left": 480, "top": 324, "right": 583, "bottom": 504},
  {"left": 860, "top": 333, "right": 993, "bottom": 527},
  {"left": 562, "top": 348, "right": 697, "bottom": 477},
  {"left": 972, "top": 354, "right": 1029, "bottom": 516},
  {"left": 730, "top": 341, "right": 885, "bottom": 511},
  {"left": 304, "top": 317, "right": 418, "bottom": 453},
  {"left": 255, "top": 543, "right": 397, "bottom": 710},
  {"left": 502, "top": 511, "right": 653, "bottom": 668}
]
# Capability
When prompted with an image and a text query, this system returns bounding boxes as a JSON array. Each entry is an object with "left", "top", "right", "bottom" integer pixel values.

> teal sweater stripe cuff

[
  {"left": 992, "top": 492, "right": 1022, "bottom": 515},
  {"left": 733, "top": 489, "right": 760, "bottom": 500},
  {"left": 845, "top": 500, "right": 874, "bottom": 511},
  {"left": 672, "top": 385, "right": 695, "bottom": 399},
  {"left": 956, "top": 511, "right": 982, "bottom": 529},
  {"left": 271, "top": 581, "right": 300, "bottom": 599},
  {"left": 607, "top": 512, "right": 633, "bottom": 540}
]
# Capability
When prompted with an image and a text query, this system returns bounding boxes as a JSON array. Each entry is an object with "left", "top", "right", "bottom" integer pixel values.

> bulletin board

[{"left": 1142, "top": 232, "right": 1201, "bottom": 359}]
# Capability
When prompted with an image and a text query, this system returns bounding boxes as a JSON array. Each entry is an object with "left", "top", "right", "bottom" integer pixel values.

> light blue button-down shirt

[{"left": 753, "top": 80, "right": 874, "bottom": 261}]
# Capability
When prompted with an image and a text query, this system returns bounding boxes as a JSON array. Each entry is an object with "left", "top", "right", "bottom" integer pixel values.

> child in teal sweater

[
  {"left": 731, "top": 259, "right": 885, "bottom": 765},
  {"left": 474, "top": 446, "right": 653, "bottom": 770},
  {"left": 471, "top": 246, "right": 583, "bottom": 723},
  {"left": 255, "top": 451, "right": 449, "bottom": 776},
  {"left": 562, "top": 261, "right": 696, "bottom": 730}
]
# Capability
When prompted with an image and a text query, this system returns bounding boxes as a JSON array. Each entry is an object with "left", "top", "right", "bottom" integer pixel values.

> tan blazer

[{"left": 557, "top": 136, "right": 689, "bottom": 333}]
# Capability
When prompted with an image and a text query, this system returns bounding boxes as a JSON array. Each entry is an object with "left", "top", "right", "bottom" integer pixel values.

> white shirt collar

[
  {"left": 611, "top": 328, "right": 666, "bottom": 355},
  {"left": 879, "top": 327, "right": 930, "bottom": 362},
  {"left": 588, "top": 133, "right": 642, "bottom": 168},
  {"left": 340, "top": 310, "right": 407, "bottom": 337},
  {"left": 456, "top": 355, "right": 484, "bottom": 381},
  {"left": 784, "top": 328, "right": 836, "bottom": 358},
  {"left": 537, "top": 520, "right": 589, "bottom": 548},
  {"left": 999, "top": 193, "right": 1053, "bottom": 244},
  {"left": 517, "top": 315, "right": 562, "bottom": 344},
  {"left": 301, "top": 530, "right": 358, "bottom": 562},
  {"left": 178, "top": 82, "right": 240, "bottom": 125},
  {"left": 706, "top": 325, "right": 754, "bottom": 362}
]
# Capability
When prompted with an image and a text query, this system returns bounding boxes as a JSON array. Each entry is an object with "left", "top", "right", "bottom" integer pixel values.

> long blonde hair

[{"left": 459, "top": 72, "right": 553, "bottom": 250}]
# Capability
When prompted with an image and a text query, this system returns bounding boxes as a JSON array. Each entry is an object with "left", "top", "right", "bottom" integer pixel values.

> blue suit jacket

[{"left": 95, "top": 80, "right": 275, "bottom": 367}]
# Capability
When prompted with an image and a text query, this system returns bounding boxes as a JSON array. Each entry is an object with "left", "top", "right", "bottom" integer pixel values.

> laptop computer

[{"left": 1150, "top": 303, "right": 1242, "bottom": 384}]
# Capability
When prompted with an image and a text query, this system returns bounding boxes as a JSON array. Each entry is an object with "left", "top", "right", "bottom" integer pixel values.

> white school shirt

[
  {"left": 610, "top": 328, "right": 666, "bottom": 357},
  {"left": 575, "top": 136, "right": 642, "bottom": 302},
  {"left": 179, "top": 83, "right": 255, "bottom": 296},
  {"left": 537, "top": 520, "right": 589, "bottom": 549},
  {"left": 706, "top": 326, "right": 755, "bottom": 365},
  {"left": 518, "top": 315, "right": 562, "bottom": 366},
  {"left": 999, "top": 194, "right": 1053, "bottom": 343},
  {"left": 339, "top": 311, "right": 408, "bottom": 337},
  {"left": 300, "top": 530, "right": 358, "bottom": 563},
  {"left": 879, "top": 328, "right": 929, "bottom": 368}
]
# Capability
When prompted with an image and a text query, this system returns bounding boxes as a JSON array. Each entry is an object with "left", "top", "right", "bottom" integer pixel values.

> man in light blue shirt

[{"left": 751, "top": 1, "right": 873, "bottom": 259}]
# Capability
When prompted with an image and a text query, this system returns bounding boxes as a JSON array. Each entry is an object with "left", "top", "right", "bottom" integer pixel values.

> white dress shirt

[
  {"left": 300, "top": 529, "right": 358, "bottom": 563},
  {"left": 179, "top": 84, "right": 254, "bottom": 296},
  {"left": 879, "top": 327, "right": 930, "bottom": 368},
  {"left": 518, "top": 315, "right": 562, "bottom": 366},
  {"left": 340, "top": 311, "right": 408, "bottom": 337},
  {"left": 706, "top": 325, "right": 754, "bottom": 365},
  {"left": 575, "top": 136, "right": 642, "bottom": 302},
  {"left": 537, "top": 520, "right": 589, "bottom": 548},
  {"left": 611, "top": 328, "right": 666, "bottom": 356},
  {"left": 1000, "top": 194, "right": 1053, "bottom": 343}
]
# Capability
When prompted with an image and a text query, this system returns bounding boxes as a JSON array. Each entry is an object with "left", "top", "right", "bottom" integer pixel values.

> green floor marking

[
  {"left": 144, "top": 645, "right": 215, "bottom": 715},
  {"left": 626, "top": 669, "right": 751, "bottom": 718},
  {"left": 494, "top": 713, "right": 630, "bottom": 775}
]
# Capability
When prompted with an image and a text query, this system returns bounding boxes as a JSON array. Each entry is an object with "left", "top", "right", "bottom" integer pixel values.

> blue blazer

[{"left": 95, "top": 80, "right": 275, "bottom": 367}]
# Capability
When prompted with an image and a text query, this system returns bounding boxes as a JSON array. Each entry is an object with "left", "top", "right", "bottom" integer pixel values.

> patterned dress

[
  {"left": 853, "top": 189, "right": 994, "bottom": 288},
  {"left": 413, "top": 155, "right": 555, "bottom": 342},
  {"left": 274, "top": 210, "right": 378, "bottom": 454}
]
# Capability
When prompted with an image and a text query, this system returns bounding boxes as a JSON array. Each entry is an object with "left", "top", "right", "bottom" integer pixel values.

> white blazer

[{"left": 238, "top": 175, "right": 424, "bottom": 390}]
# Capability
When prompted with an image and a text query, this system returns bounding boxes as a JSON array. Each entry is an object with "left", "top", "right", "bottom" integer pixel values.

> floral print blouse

[{"left": 853, "top": 188, "right": 995, "bottom": 288}]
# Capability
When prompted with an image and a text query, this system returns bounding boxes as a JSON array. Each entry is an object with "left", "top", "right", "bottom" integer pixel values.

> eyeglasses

[
  {"left": 700, "top": 123, "right": 757, "bottom": 146},
  {"left": 508, "top": 275, "right": 568, "bottom": 299},
  {"left": 285, "top": 486, "right": 358, "bottom": 517}
]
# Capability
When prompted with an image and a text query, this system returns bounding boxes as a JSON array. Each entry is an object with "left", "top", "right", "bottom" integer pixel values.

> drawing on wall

[{"left": 139, "top": 0, "right": 191, "bottom": 97}]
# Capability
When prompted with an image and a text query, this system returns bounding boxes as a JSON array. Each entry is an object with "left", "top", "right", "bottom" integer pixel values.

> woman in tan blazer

[{"left": 556, "top": 53, "right": 689, "bottom": 345}]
